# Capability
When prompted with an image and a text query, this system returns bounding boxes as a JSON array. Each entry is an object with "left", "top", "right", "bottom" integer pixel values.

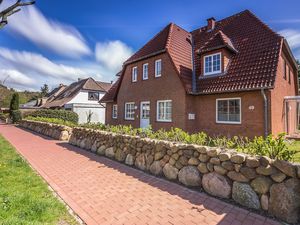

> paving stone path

[{"left": 0, "top": 124, "right": 280, "bottom": 225}]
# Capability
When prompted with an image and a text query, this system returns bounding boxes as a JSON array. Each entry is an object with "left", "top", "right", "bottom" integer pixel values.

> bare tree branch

[{"left": 0, "top": 0, "right": 35, "bottom": 29}]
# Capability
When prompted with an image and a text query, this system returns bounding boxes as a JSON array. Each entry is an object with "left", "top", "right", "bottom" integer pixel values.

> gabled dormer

[{"left": 198, "top": 30, "right": 238, "bottom": 77}]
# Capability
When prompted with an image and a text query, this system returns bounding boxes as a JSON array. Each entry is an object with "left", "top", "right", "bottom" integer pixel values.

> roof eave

[{"left": 189, "top": 86, "right": 274, "bottom": 95}]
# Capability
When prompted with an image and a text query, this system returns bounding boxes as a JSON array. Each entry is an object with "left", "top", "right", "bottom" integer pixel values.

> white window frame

[
  {"left": 204, "top": 53, "right": 222, "bottom": 76},
  {"left": 112, "top": 104, "right": 118, "bottom": 119},
  {"left": 216, "top": 97, "right": 241, "bottom": 124},
  {"left": 143, "top": 63, "right": 149, "bottom": 80},
  {"left": 155, "top": 59, "right": 162, "bottom": 77},
  {"left": 132, "top": 66, "right": 137, "bottom": 82},
  {"left": 124, "top": 102, "right": 135, "bottom": 120},
  {"left": 156, "top": 100, "right": 172, "bottom": 122}
]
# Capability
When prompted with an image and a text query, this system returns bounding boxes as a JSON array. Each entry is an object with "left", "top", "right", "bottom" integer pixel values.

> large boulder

[
  {"left": 135, "top": 154, "right": 146, "bottom": 170},
  {"left": 97, "top": 145, "right": 106, "bottom": 155},
  {"left": 149, "top": 161, "right": 163, "bottom": 176},
  {"left": 125, "top": 154, "right": 134, "bottom": 166},
  {"left": 268, "top": 178, "right": 300, "bottom": 224},
  {"left": 232, "top": 182, "right": 261, "bottom": 210},
  {"left": 115, "top": 149, "right": 126, "bottom": 162},
  {"left": 202, "top": 172, "right": 232, "bottom": 199},
  {"left": 178, "top": 166, "right": 201, "bottom": 187},
  {"left": 273, "top": 160, "right": 296, "bottom": 178},
  {"left": 250, "top": 176, "right": 272, "bottom": 194},
  {"left": 105, "top": 147, "right": 115, "bottom": 158},
  {"left": 163, "top": 163, "right": 179, "bottom": 180}
]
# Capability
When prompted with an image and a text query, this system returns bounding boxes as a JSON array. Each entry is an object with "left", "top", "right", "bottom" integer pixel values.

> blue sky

[{"left": 0, "top": 0, "right": 300, "bottom": 91}]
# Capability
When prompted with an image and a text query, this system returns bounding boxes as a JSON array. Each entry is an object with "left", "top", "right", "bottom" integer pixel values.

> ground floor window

[
  {"left": 216, "top": 98, "right": 241, "bottom": 124},
  {"left": 125, "top": 102, "right": 135, "bottom": 120},
  {"left": 112, "top": 104, "right": 117, "bottom": 119},
  {"left": 157, "top": 100, "right": 172, "bottom": 122}
]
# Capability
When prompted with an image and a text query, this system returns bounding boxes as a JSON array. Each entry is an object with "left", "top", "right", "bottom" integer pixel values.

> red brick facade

[{"left": 103, "top": 10, "right": 299, "bottom": 138}]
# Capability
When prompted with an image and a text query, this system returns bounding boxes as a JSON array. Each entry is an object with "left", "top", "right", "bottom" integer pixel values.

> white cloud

[
  {"left": 0, "top": 69, "right": 35, "bottom": 86},
  {"left": 280, "top": 29, "right": 300, "bottom": 60},
  {"left": 6, "top": 3, "right": 91, "bottom": 58},
  {"left": 95, "top": 40, "right": 133, "bottom": 73},
  {"left": 0, "top": 47, "right": 88, "bottom": 80}
]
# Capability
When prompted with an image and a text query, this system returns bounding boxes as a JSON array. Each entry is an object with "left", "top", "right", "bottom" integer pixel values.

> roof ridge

[{"left": 165, "top": 23, "right": 174, "bottom": 49}]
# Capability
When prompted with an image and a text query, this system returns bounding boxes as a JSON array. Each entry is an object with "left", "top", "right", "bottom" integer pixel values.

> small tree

[
  {"left": 40, "top": 84, "right": 49, "bottom": 97},
  {"left": 10, "top": 92, "right": 19, "bottom": 111}
]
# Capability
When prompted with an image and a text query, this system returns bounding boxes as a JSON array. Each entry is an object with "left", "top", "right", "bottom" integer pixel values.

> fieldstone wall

[
  {"left": 69, "top": 127, "right": 300, "bottom": 224},
  {"left": 18, "top": 120, "right": 300, "bottom": 223},
  {"left": 19, "top": 120, "right": 72, "bottom": 141}
]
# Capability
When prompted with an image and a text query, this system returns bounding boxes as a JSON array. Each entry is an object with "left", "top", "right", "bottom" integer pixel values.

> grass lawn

[
  {"left": 287, "top": 140, "right": 300, "bottom": 163},
  {"left": 0, "top": 135, "right": 78, "bottom": 225}
]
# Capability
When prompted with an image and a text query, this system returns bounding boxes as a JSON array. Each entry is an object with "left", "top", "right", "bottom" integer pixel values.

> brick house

[{"left": 100, "top": 10, "right": 299, "bottom": 138}]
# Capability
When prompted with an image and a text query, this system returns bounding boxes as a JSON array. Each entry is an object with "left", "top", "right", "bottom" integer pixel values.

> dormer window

[{"left": 204, "top": 53, "right": 221, "bottom": 76}]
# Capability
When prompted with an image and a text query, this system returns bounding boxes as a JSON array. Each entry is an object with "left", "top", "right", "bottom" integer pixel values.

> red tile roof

[
  {"left": 101, "top": 10, "right": 288, "bottom": 102},
  {"left": 193, "top": 10, "right": 282, "bottom": 94}
]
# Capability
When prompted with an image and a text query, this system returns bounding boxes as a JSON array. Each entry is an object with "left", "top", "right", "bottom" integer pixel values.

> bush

[
  {"left": 0, "top": 112, "right": 9, "bottom": 121},
  {"left": 11, "top": 110, "right": 22, "bottom": 123},
  {"left": 27, "top": 109, "right": 78, "bottom": 124}
]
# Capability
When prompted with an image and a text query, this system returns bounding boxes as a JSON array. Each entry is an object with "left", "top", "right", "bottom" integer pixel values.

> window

[
  {"left": 112, "top": 105, "right": 117, "bottom": 119},
  {"left": 155, "top": 59, "right": 162, "bottom": 77},
  {"left": 216, "top": 98, "right": 241, "bottom": 124},
  {"left": 132, "top": 66, "right": 137, "bottom": 82},
  {"left": 204, "top": 53, "right": 221, "bottom": 75},
  {"left": 125, "top": 102, "right": 135, "bottom": 120},
  {"left": 157, "top": 100, "right": 172, "bottom": 122},
  {"left": 143, "top": 63, "right": 148, "bottom": 80},
  {"left": 88, "top": 92, "right": 99, "bottom": 101}
]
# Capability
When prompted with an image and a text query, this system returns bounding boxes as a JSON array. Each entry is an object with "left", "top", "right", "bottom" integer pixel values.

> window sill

[
  {"left": 216, "top": 121, "right": 241, "bottom": 125},
  {"left": 125, "top": 118, "right": 135, "bottom": 121},
  {"left": 200, "top": 72, "right": 225, "bottom": 79},
  {"left": 155, "top": 75, "right": 162, "bottom": 78},
  {"left": 156, "top": 120, "right": 172, "bottom": 123}
]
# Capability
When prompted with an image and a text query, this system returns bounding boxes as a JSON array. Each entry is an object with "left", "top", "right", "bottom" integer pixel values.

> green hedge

[
  {"left": 27, "top": 109, "right": 78, "bottom": 124},
  {"left": 25, "top": 116, "right": 76, "bottom": 127}
]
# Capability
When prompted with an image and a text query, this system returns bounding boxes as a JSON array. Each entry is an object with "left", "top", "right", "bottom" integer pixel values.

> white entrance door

[{"left": 140, "top": 101, "right": 150, "bottom": 128}]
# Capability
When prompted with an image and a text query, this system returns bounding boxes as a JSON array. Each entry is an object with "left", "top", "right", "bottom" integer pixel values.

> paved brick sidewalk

[{"left": 0, "top": 124, "right": 280, "bottom": 225}]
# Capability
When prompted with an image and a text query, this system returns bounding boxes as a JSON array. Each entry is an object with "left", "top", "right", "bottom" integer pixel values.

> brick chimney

[{"left": 207, "top": 17, "right": 216, "bottom": 30}]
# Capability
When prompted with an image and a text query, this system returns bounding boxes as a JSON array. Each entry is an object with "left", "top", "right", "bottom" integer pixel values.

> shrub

[
  {"left": 11, "top": 110, "right": 22, "bottom": 123},
  {"left": 0, "top": 112, "right": 9, "bottom": 121},
  {"left": 27, "top": 109, "right": 78, "bottom": 124}
]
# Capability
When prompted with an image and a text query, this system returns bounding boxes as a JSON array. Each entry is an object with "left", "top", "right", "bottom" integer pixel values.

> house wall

[
  {"left": 186, "top": 91, "right": 265, "bottom": 138},
  {"left": 106, "top": 53, "right": 187, "bottom": 130},
  {"left": 270, "top": 47, "right": 298, "bottom": 135},
  {"left": 66, "top": 90, "right": 106, "bottom": 124},
  {"left": 68, "top": 90, "right": 105, "bottom": 104}
]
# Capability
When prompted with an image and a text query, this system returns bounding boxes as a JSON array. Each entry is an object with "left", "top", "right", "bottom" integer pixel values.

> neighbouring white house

[{"left": 42, "top": 78, "right": 112, "bottom": 124}]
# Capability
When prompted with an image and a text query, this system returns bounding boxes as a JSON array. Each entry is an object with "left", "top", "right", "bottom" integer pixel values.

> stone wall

[
  {"left": 19, "top": 120, "right": 300, "bottom": 223},
  {"left": 69, "top": 127, "right": 300, "bottom": 224},
  {"left": 19, "top": 120, "right": 72, "bottom": 141}
]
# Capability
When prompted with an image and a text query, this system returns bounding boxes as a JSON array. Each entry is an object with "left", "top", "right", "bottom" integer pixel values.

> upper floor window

[
  {"left": 112, "top": 105, "right": 117, "bottom": 119},
  {"left": 216, "top": 98, "right": 241, "bottom": 124},
  {"left": 288, "top": 67, "right": 291, "bottom": 84},
  {"left": 155, "top": 59, "right": 162, "bottom": 77},
  {"left": 157, "top": 100, "right": 172, "bottom": 122},
  {"left": 125, "top": 102, "right": 135, "bottom": 120},
  {"left": 88, "top": 92, "right": 99, "bottom": 101},
  {"left": 132, "top": 66, "right": 137, "bottom": 82},
  {"left": 204, "top": 53, "right": 221, "bottom": 76},
  {"left": 143, "top": 63, "right": 148, "bottom": 80}
]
